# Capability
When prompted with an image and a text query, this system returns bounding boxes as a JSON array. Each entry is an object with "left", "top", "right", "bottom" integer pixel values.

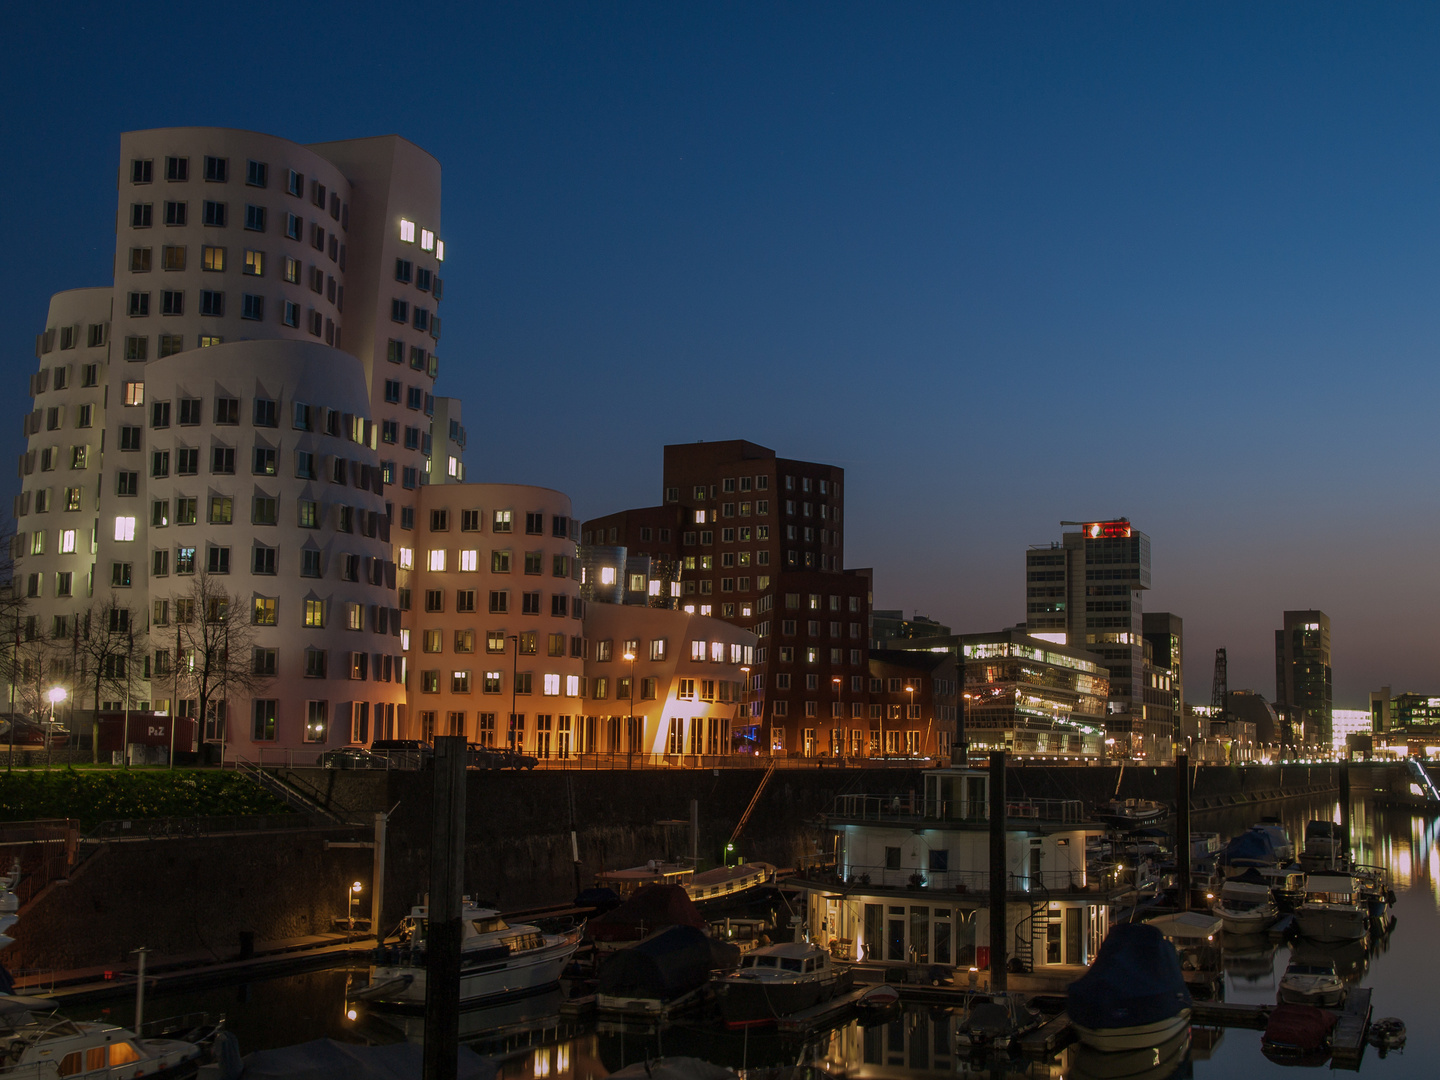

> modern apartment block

[
  {"left": 582, "top": 440, "right": 875, "bottom": 757},
  {"left": 1275, "top": 609, "right": 1332, "bottom": 748},
  {"left": 1023, "top": 519, "right": 1173, "bottom": 759},
  {"left": 15, "top": 127, "right": 458, "bottom": 753}
]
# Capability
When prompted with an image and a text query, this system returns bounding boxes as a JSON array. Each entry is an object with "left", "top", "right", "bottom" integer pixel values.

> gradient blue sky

[{"left": 5, "top": 3, "right": 1438, "bottom": 707}]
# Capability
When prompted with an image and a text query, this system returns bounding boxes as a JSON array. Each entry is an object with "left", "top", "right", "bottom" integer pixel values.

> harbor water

[{"left": 60, "top": 792, "right": 1440, "bottom": 1078}]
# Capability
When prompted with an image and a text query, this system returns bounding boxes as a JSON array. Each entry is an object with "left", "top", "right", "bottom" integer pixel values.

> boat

[
  {"left": 1256, "top": 865, "right": 1308, "bottom": 911},
  {"left": 354, "top": 900, "right": 581, "bottom": 1009},
  {"left": 1067, "top": 922, "right": 1192, "bottom": 1051},
  {"left": 1252, "top": 820, "right": 1295, "bottom": 864},
  {"left": 0, "top": 996, "right": 214, "bottom": 1078},
  {"left": 853, "top": 984, "right": 900, "bottom": 1014},
  {"left": 595, "top": 861, "right": 775, "bottom": 906},
  {"left": 1277, "top": 959, "right": 1344, "bottom": 1006},
  {"left": 713, "top": 941, "right": 850, "bottom": 1028},
  {"left": 597, "top": 924, "right": 725, "bottom": 1018},
  {"left": 1069, "top": 1027, "right": 1190, "bottom": 1080},
  {"left": 954, "top": 991, "right": 1042, "bottom": 1052},
  {"left": 1352, "top": 863, "right": 1395, "bottom": 918},
  {"left": 1293, "top": 873, "right": 1369, "bottom": 943},
  {"left": 1300, "top": 821, "right": 1345, "bottom": 869},
  {"left": 1212, "top": 875, "right": 1279, "bottom": 934},
  {"left": 1368, "top": 1017, "right": 1406, "bottom": 1050},
  {"left": 1219, "top": 827, "right": 1284, "bottom": 877},
  {"left": 1093, "top": 799, "right": 1168, "bottom": 829},
  {"left": 1261, "top": 1002, "right": 1336, "bottom": 1067}
]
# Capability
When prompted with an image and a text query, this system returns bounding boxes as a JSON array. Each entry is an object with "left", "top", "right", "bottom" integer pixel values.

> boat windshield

[
  {"left": 755, "top": 956, "right": 779, "bottom": 968},
  {"left": 781, "top": 958, "right": 803, "bottom": 972},
  {"left": 472, "top": 917, "right": 511, "bottom": 935}
]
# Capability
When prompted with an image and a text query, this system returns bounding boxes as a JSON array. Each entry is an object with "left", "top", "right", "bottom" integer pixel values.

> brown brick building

[{"left": 583, "top": 440, "right": 875, "bottom": 757}]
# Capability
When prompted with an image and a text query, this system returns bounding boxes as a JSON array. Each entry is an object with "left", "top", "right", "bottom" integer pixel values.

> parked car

[
  {"left": 368, "top": 739, "right": 434, "bottom": 769},
  {"left": 467, "top": 745, "right": 539, "bottom": 771},
  {"left": 320, "top": 747, "right": 383, "bottom": 770}
]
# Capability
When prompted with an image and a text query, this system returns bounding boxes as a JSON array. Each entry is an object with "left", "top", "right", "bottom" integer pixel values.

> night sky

[{"left": 6, "top": 3, "right": 1439, "bottom": 707}]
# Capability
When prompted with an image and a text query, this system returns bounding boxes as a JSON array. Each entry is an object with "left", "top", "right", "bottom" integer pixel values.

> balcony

[{"left": 829, "top": 793, "right": 1085, "bottom": 825}]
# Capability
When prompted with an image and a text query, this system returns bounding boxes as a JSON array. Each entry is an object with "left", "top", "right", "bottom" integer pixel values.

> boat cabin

[
  {"left": 738, "top": 942, "right": 831, "bottom": 977},
  {"left": 793, "top": 766, "right": 1118, "bottom": 972},
  {"left": 595, "top": 862, "right": 694, "bottom": 899}
]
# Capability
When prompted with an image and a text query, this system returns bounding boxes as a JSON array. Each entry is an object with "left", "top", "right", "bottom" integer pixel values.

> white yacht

[
  {"left": 0, "top": 998, "right": 207, "bottom": 1079},
  {"left": 1278, "top": 960, "right": 1345, "bottom": 1006},
  {"left": 355, "top": 901, "right": 581, "bottom": 1009},
  {"left": 1213, "top": 879, "right": 1279, "bottom": 934},
  {"left": 1293, "top": 873, "right": 1369, "bottom": 943}
]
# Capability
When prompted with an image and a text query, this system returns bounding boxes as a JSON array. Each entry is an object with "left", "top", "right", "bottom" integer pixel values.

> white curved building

[{"left": 15, "top": 126, "right": 455, "bottom": 754}]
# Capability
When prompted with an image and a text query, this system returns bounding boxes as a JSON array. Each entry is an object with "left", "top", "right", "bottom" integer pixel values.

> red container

[{"left": 97, "top": 713, "right": 197, "bottom": 753}]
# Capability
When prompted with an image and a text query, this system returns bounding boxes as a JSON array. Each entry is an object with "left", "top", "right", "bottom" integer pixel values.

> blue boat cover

[
  {"left": 1222, "top": 828, "right": 1276, "bottom": 866},
  {"left": 598, "top": 924, "right": 714, "bottom": 1000},
  {"left": 1067, "top": 922, "right": 1192, "bottom": 1030}
]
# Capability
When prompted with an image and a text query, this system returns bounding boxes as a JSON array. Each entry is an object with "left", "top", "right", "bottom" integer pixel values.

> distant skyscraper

[
  {"left": 1024, "top": 519, "right": 1172, "bottom": 759},
  {"left": 1275, "top": 610, "right": 1332, "bottom": 748}
]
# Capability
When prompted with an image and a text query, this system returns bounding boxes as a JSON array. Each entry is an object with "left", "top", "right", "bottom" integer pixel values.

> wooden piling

[{"left": 423, "top": 736, "right": 467, "bottom": 1080}]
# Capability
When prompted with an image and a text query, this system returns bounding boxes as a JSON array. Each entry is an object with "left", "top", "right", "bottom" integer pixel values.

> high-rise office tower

[
  {"left": 1275, "top": 610, "right": 1332, "bottom": 748},
  {"left": 16, "top": 127, "right": 459, "bottom": 751},
  {"left": 1024, "top": 519, "right": 1173, "bottom": 758}
]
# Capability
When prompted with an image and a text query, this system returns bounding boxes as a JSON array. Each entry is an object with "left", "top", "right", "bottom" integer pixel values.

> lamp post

[
  {"left": 904, "top": 684, "right": 916, "bottom": 759},
  {"left": 832, "top": 677, "right": 842, "bottom": 760},
  {"left": 624, "top": 651, "right": 636, "bottom": 769},
  {"left": 347, "top": 879, "right": 363, "bottom": 933}
]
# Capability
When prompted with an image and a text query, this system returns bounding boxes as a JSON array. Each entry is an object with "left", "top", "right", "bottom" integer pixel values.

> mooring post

[
  {"left": 371, "top": 810, "right": 387, "bottom": 939},
  {"left": 423, "top": 736, "right": 467, "bottom": 1080},
  {"left": 1175, "top": 753, "right": 1190, "bottom": 912},
  {"left": 989, "top": 750, "right": 1007, "bottom": 992},
  {"left": 1339, "top": 762, "right": 1351, "bottom": 855}
]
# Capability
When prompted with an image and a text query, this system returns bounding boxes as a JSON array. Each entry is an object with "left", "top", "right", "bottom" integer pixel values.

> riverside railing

[{"left": 829, "top": 793, "right": 1086, "bottom": 824}]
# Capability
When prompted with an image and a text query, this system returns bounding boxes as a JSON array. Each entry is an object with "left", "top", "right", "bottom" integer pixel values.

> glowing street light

[{"left": 347, "top": 879, "right": 363, "bottom": 931}]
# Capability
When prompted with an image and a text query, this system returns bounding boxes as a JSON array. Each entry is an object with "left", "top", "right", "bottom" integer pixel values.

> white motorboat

[
  {"left": 1278, "top": 960, "right": 1345, "bottom": 1006},
  {"left": 1300, "top": 821, "right": 1344, "bottom": 868},
  {"left": 1251, "top": 821, "right": 1295, "bottom": 865},
  {"left": 354, "top": 901, "right": 581, "bottom": 1010},
  {"left": 714, "top": 941, "right": 850, "bottom": 1027},
  {"left": 1294, "top": 873, "right": 1369, "bottom": 943},
  {"left": 0, "top": 997, "right": 209, "bottom": 1078},
  {"left": 1213, "top": 879, "right": 1279, "bottom": 934},
  {"left": 1071, "top": 1012, "right": 1192, "bottom": 1052}
]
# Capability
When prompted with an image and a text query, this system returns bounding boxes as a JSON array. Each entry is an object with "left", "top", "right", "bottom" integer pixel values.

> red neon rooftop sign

[{"left": 1082, "top": 520, "right": 1131, "bottom": 539}]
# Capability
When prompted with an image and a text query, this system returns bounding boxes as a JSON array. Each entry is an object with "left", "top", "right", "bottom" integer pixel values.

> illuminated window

[
  {"left": 123, "top": 381, "right": 144, "bottom": 406},
  {"left": 398, "top": 547, "right": 414, "bottom": 570},
  {"left": 599, "top": 567, "right": 616, "bottom": 585},
  {"left": 420, "top": 229, "right": 435, "bottom": 251},
  {"left": 113, "top": 516, "right": 136, "bottom": 542},
  {"left": 543, "top": 673, "right": 560, "bottom": 696},
  {"left": 436, "top": 239, "right": 444, "bottom": 261},
  {"left": 460, "top": 550, "right": 477, "bottom": 572},
  {"left": 59, "top": 529, "right": 76, "bottom": 553},
  {"left": 399, "top": 219, "right": 415, "bottom": 243},
  {"left": 304, "top": 599, "right": 325, "bottom": 628},
  {"left": 428, "top": 549, "right": 446, "bottom": 572}
]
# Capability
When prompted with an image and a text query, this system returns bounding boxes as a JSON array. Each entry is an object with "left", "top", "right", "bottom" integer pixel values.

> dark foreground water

[{"left": 63, "top": 793, "right": 1440, "bottom": 1078}]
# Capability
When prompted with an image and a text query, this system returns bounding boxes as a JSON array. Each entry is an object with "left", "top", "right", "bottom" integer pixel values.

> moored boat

[
  {"left": 1067, "top": 922, "right": 1192, "bottom": 1052},
  {"left": 595, "top": 860, "right": 776, "bottom": 907},
  {"left": 1293, "top": 873, "right": 1369, "bottom": 943},
  {"left": 0, "top": 997, "right": 213, "bottom": 1079},
  {"left": 1277, "top": 959, "right": 1344, "bottom": 1006},
  {"left": 1300, "top": 821, "right": 1345, "bottom": 869},
  {"left": 954, "top": 992, "right": 1042, "bottom": 1052},
  {"left": 1093, "top": 799, "right": 1168, "bottom": 829},
  {"left": 354, "top": 901, "right": 581, "bottom": 1009},
  {"left": 1212, "top": 876, "right": 1279, "bottom": 934},
  {"left": 1262, "top": 1002, "right": 1336, "bottom": 1067},
  {"left": 713, "top": 941, "right": 850, "bottom": 1027}
]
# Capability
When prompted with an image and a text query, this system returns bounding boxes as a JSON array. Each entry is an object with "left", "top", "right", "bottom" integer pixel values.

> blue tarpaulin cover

[
  {"left": 1067, "top": 923, "right": 1192, "bottom": 1030},
  {"left": 1222, "top": 828, "right": 1277, "bottom": 866}
]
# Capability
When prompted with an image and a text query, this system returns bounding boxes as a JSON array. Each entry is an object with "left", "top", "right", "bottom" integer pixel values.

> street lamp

[
  {"left": 624, "top": 651, "right": 636, "bottom": 769},
  {"left": 347, "top": 880, "right": 363, "bottom": 932},
  {"left": 832, "top": 677, "right": 842, "bottom": 760},
  {"left": 46, "top": 687, "right": 66, "bottom": 727}
]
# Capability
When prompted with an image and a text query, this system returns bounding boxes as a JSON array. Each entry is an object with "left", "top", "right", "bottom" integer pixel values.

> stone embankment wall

[{"left": 10, "top": 762, "right": 1345, "bottom": 971}]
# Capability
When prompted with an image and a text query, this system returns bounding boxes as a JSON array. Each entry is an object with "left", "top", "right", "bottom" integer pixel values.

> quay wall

[{"left": 10, "top": 763, "right": 1344, "bottom": 971}]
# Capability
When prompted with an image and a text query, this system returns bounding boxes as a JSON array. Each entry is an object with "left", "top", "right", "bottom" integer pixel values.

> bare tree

[
  {"left": 174, "top": 574, "right": 270, "bottom": 750},
  {"left": 74, "top": 596, "right": 140, "bottom": 764}
]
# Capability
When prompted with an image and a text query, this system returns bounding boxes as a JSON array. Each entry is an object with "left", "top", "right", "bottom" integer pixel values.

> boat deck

[{"left": 1331, "top": 986, "right": 1372, "bottom": 1070}]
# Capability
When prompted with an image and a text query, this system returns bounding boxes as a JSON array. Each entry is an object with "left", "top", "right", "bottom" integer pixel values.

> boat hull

[
  {"left": 1278, "top": 982, "right": 1344, "bottom": 1007},
  {"left": 716, "top": 973, "right": 846, "bottom": 1027},
  {"left": 1071, "top": 1010, "right": 1191, "bottom": 1052},
  {"left": 362, "top": 936, "right": 579, "bottom": 1010},
  {"left": 1294, "top": 907, "right": 1368, "bottom": 943},
  {"left": 1215, "top": 907, "right": 1278, "bottom": 935}
]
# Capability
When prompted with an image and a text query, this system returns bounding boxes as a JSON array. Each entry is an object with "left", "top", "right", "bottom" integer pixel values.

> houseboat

[{"left": 789, "top": 766, "right": 1119, "bottom": 975}]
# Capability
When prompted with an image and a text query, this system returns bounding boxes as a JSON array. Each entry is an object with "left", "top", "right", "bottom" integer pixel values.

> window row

[
  {"left": 34, "top": 325, "right": 108, "bottom": 358},
  {"left": 423, "top": 590, "right": 583, "bottom": 619},
  {"left": 383, "top": 339, "right": 440, "bottom": 378},
  {"left": 146, "top": 445, "right": 384, "bottom": 492},
  {"left": 388, "top": 298, "right": 440, "bottom": 340},
  {"left": 665, "top": 476, "right": 774, "bottom": 502}
]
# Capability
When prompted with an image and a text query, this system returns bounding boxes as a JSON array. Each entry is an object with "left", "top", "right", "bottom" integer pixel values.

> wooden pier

[
  {"left": 1019, "top": 1011, "right": 1076, "bottom": 1057},
  {"left": 1331, "top": 986, "right": 1371, "bottom": 1070},
  {"left": 775, "top": 987, "right": 868, "bottom": 1033}
]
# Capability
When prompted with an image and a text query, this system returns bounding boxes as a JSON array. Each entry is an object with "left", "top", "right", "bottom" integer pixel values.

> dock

[
  {"left": 775, "top": 987, "right": 867, "bottom": 1033},
  {"left": 1331, "top": 986, "right": 1372, "bottom": 1070},
  {"left": 1191, "top": 1000, "right": 1273, "bottom": 1029},
  {"left": 1019, "top": 1011, "right": 1076, "bottom": 1057}
]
